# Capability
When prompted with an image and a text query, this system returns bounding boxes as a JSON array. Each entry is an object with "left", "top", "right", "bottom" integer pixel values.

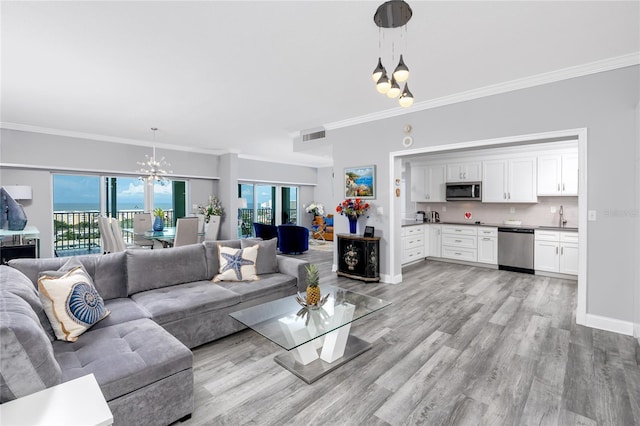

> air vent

[{"left": 302, "top": 129, "right": 326, "bottom": 142}]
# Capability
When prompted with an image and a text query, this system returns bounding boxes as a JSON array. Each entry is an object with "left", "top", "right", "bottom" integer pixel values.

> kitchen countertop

[{"left": 401, "top": 220, "right": 578, "bottom": 232}]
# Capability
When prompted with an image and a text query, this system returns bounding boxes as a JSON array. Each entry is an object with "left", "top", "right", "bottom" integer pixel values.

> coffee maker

[
  {"left": 428, "top": 211, "right": 440, "bottom": 223},
  {"left": 415, "top": 211, "right": 426, "bottom": 222}
]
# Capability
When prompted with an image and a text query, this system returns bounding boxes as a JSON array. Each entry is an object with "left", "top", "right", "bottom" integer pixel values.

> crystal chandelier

[
  {"left": 372, "top": 0, "right": 414, "bottom": 108},
  {"left": 137, "top": 127, "right": 172, "bottom": 185}
]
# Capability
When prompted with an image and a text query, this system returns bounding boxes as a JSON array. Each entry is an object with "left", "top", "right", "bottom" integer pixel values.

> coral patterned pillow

[
  {"left": 212, "top": 245, "right": 259, "bottom": 282},
  {"left": 38, "top": 266, "right": 110, "bottom": 342}
]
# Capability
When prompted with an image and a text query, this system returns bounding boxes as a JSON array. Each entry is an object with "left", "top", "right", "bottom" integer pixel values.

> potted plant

[
  {"left": 153, "top": 207, "right": 165, "bottom": 231},
  {"left": 197, "top": 195, "right": 224, "bottom": 239}
]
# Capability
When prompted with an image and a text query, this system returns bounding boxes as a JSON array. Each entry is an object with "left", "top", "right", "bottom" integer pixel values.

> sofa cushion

[
  {"left": 91, "top": 298, "right": 151, "bottom": 331},
  {"left": 241, "top": 238, "right": 279, "bottom": 274},
  {"left": 0, "top": 291, "right": 62, "bottom": 403},
  {"left": 203, "top": 240, "right": 241, "bottom": 278},
  {"left": 221, "top": 273, "right": 297, "bottom": 303},
  {"left": 53, "top": 318, "right": 192, "bottom": 402},
  {"left": 0, "top": 265, "right": 55, "bottom": 341},
  {"left": 213, "top": 245, "right": 259, "bottom": 282},
  {"left": 126, "top": 243, "right": 208, "bottom": 295},
  {"left": 131, "top": 281, "right": 241, "bottom": 325},
  {"left": 9, "top": 252, "right": 128, "bottom": 300},
  {"left": 38, "top": 266, "right": 110, "bottom": 342}
]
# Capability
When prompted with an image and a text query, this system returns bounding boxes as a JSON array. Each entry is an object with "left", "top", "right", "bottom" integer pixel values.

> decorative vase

[
  {"left": 348, "top": 215, "right": 357, "bottom": 234},
  {"left": 153, "top": 216, "right": 164, "bottom": 231}
]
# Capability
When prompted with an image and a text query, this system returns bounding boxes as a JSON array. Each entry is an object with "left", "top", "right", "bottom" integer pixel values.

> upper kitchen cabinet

[
  {"left": 537, "top": 153, "right": 578, "bottom": 196},
  {"left": 446, "top": 162, "right": 482, "bottom": 182},
  {"left": 410, "top": 164, "right": 446, "bottom": 202},
  {"left": 482, "top": 157, "right": 537, "bottom": 203}
]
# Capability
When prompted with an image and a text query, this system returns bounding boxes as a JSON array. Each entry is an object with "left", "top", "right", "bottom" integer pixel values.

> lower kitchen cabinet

[
  {"left": 428, "top": 224, "right": 442, "bottom": 258},
  {"left": 534, "top": 230, "right": 578, "bottom": 276},
  {"left": 401, "top": 225, "right": 425, "bottom": 265},
  {"left": 441, "top": 225, "right": 477, "bottom": 262},
  {"left": 476, "top": 227, "right": 498, "bottom": 265},
  {"left": 337, "top": 234, "right": 380, "bottom": 282}
]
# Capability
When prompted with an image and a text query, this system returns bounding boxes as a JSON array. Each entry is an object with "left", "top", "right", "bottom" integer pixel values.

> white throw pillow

[
  {"left": 38, "top": 266, "right": 110, "bottom": 342},
  {"left": 212, "top": 245, "right": 259, "bottom": 282}
]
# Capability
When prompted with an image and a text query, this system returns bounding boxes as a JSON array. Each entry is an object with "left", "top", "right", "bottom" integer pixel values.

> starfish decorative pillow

[{"left": 212, "top": 245, "right": 259, "bottom": 282}]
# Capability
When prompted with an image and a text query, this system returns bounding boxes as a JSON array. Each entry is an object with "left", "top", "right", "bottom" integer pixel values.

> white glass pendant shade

[
  {"left": 386, "top": 77, "right": 401, "bottom": 98},
  {"left": 393, "top": 54, "right": 410, "bottom": 82},
  {"left": 376, "top": 71, "right": 391, "bottom": 94},
  {"left": 398, "top": 83, "right": 414, "bottom": 107},
  {"left": 372, "top": 57, "right": 385, "bottom": 83}
]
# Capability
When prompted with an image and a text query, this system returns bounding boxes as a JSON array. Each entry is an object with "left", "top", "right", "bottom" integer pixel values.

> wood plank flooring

[{"left": 179, "top": 248, "right": 639, "bottom": 426}]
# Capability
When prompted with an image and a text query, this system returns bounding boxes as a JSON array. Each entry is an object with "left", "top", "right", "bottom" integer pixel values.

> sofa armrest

[{"left": 276, "top": 255, "right": 309, "bottom": 292}]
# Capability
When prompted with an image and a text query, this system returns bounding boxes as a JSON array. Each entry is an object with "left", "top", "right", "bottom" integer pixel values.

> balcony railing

[{"left": 53, "top": 209, "right": 174, "bottom": 256}]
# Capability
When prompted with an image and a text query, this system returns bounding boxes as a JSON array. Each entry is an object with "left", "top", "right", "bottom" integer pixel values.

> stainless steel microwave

[{"left": 446, "top": 182, "right": 482, "bottom": 201}]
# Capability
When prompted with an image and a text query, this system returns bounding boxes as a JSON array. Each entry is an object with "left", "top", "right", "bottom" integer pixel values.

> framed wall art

[{"left": 344, "top": 165, "right": 376, "bottom": 199}]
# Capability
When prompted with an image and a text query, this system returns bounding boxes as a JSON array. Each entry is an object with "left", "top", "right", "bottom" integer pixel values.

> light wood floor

[{"left": 181, "top": 248, "right": 640, "bottom": 426}]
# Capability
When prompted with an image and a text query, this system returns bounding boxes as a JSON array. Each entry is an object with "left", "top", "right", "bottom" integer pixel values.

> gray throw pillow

[{"left": 241, "top": 238, "right": 279, "bottom": 274}]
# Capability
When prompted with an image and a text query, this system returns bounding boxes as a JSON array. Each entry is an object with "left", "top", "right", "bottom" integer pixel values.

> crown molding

[
  {"left": 0, "top": 122, "right": 227, "bottom": 156},
  {"left": 324, "top": 52, "right": 640, "bottom": 131}
]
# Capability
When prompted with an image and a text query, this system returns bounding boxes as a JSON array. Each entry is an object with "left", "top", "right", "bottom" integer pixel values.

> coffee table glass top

[{"left": 229, "top": 285, "right": 390, "bottom": 351}]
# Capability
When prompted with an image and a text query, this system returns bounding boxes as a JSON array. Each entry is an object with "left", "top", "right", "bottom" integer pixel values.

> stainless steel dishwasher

[{"left": 497, "top": 227, "right": 535, "bottom": 274}]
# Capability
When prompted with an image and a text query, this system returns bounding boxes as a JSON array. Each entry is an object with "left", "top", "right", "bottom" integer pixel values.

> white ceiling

[{"left": 2, "top": 1, "right": 638, "bottom": 167}]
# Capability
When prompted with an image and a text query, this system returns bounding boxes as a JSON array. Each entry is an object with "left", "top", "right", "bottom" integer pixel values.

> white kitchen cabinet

[
  {"left": 428, "top": 224, "right": 442, "bottom": 258},
  {"left": 537, "top": 153, "right": 578, "bottom": 196},
  {"left": 441, "top": 225, "right": 477, "bottom": 262},
  {"left": 534, "top": 230, "right": 578, "bottom": 276},
  {"left": 410, "top": 164, "right": 446, "bottom": 202},
  {"left": 402, "top": 225, "right": 425, "bottom": 265},
  {"left": 446, "top": 162, "right": 482, "bottom": 182},
  {"left": 477, "top": 227, "right": 498, "bottom": 265},
  {"left": 482, "top": 157, "right": 537, "bottom": 203}
]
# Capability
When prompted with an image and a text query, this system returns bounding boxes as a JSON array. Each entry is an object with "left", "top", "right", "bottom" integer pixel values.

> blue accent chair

[
  {"left": 253, "top": 222, "right": 279, "bottom": 245},
  {"left": 277, "top": 225, "right": 309, "bottom": 254}
]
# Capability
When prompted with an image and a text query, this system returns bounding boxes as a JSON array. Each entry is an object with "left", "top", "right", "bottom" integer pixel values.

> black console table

[
  {"left": 0, "top": 226, "right": 40, "bottom": 264},
  {"left": 336, "top": 234, "right": 380, "bottom": 282}
]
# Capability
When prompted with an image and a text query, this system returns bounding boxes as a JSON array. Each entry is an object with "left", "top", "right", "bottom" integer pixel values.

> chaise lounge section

[{"left": 1, "top": 239, "right": 309, "bottom": 426}]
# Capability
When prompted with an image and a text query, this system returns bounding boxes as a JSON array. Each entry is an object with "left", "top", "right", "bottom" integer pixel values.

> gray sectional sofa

[{"left": 0, "top": 239, "right": 309, "bottom": 426}]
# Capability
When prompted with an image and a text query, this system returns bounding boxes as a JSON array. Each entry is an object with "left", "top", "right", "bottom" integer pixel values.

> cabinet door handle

[
  {"left": 561, "top": 247, "right": 564, "bottom": 255},
  {"left": 562, "top": 183, "right": 565, "bottom": 191},
  {"left": 557, "top": 184, "right": 560, "bottom": 191},
  {"left": 556, "top": 247, "right": 559, "bottom": 254},
  {"left": 455, "top": 240, "right": 462, "bottom": 243},
  {"left": 455, "top": 252, "right": 462, "bottom": 256},
  {"left": 482, "top": 238, "right": 491, "bottom": 241},
  {"left": 503, "top": 193, "right": 506, "bottom": 199},
  {"left": 508, "top": 193, "right": 511, "bottom": 199}
]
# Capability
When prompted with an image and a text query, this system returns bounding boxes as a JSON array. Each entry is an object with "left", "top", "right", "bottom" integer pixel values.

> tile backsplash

[{"left": 415, "top": 196, "right": 578, "bottom": 227}]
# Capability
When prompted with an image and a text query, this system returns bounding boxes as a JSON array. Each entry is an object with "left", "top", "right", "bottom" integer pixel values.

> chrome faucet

[{"left": 559, "top": 205, "right": 568, "bottom": 228}]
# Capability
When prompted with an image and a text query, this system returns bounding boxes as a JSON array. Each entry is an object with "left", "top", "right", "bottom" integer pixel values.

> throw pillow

[
  {"left": 38, "top": 263, "right": 110, "bottom": 342},
  {"left": 241, "top": 238, "right": 279, "bottom": 274},
  {"left": 212, "top": 245, "right": 259, "bottom": 282}
]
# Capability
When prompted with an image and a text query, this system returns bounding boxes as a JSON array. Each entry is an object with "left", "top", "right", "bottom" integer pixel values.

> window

[{"left": 237, "top": 183, "right": 299, "bottom": 238}]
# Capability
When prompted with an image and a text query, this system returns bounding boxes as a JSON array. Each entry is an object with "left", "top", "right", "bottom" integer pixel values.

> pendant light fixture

[
  {"left": 137, "top": 127, "right": 172, "bottom": 186},
  {"left": 372, "top": 1, "right": 414, "bottom": 108}
]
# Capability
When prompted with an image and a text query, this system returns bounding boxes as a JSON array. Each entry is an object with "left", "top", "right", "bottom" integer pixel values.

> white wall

[
  {"left": 635, "top": 99, "right": 640, "bottom": 344},
  {"left": 327, "top": 65, "right": 639, "bottom": 326}
]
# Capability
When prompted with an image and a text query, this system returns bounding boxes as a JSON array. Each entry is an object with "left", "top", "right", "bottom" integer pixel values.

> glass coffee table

[{"left": 230, "top": 285, "right": 390, "bottom": 384}]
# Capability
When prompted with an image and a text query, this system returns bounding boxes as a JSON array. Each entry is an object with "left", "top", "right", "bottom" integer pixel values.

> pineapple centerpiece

[
  {"left": 305, "top": 264, "right": 321, "bottom": 305},
  {"left": 295, "top": 263, "right": 329, "bottom": 310}
]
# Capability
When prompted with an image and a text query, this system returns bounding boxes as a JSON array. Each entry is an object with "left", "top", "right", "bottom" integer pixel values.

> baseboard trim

[{"left": 585, "top": 313, "right": 634, "bottom": 336}]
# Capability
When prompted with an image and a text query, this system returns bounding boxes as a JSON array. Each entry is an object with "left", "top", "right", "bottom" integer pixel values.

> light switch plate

[
  {"left": 376, "top": 206, "right": 384, "bottom": 215},
  {"left": 550, "top": 206, "right": 557, "bottom": 213},
  {"left": 588, "top": 210, "right": 597, "bottom": 221}
]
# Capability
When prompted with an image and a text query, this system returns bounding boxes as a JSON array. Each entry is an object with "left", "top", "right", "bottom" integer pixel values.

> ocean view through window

[{"left": 53, "top": 174, "right": 179, "bottom": 256}]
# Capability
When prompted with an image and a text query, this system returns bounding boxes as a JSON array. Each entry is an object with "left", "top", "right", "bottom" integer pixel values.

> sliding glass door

[{"left": 237, "top": 183, "right": 299, "bottom": 238}]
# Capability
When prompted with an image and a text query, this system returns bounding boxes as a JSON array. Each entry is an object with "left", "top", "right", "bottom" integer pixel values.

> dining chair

[
  {"left": 132, "top": 213, "right": 154, "bottom": 249},
  {"left": 98, "top": 216, "right": 117, "bottom": 254},
  {"left": 109, "top": 218, "right": 128, "bottom": 252},
  {"left": 173, "top": 217, "right": 199, "bottom": 247},
  {"left": 204, "top": 215, "right": 221, "bottom": 241}
]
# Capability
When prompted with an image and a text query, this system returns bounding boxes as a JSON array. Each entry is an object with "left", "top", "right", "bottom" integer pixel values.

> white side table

[{"left": 0, "top": 374, "right": 113, "bottom": 426}]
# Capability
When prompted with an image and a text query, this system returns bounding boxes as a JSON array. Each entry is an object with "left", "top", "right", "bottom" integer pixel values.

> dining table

[{"left": 123, "top": 227, "right": 204, "bottom": 247}]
